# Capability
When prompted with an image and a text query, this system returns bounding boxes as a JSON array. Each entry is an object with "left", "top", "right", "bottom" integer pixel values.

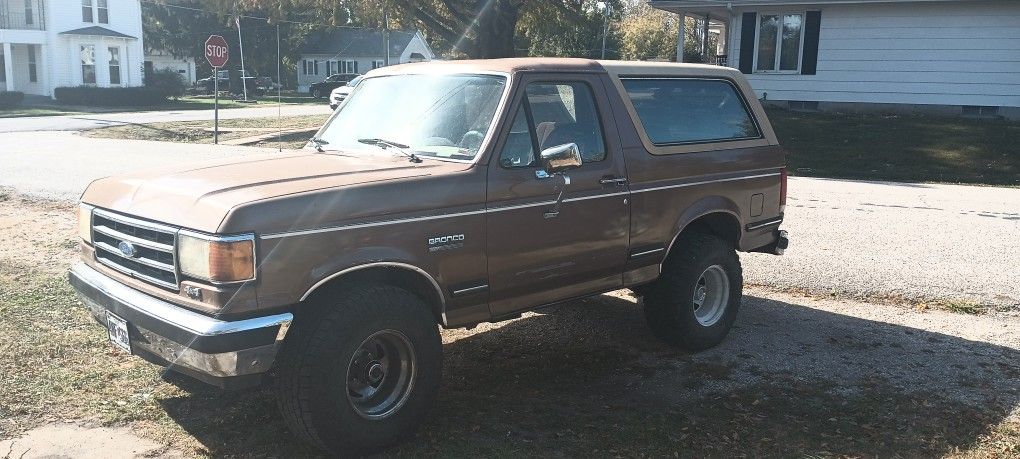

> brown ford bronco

[{"left": 70, "top": 58, "right": 788, "bottom": 454}]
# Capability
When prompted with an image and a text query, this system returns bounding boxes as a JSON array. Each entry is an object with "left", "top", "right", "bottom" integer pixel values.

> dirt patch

[
  {"left": 82, "top": 115, "right": 329, "bottom": 150},
  {"left": 0, "top": 190, "right": 77, "bottom": 276}
]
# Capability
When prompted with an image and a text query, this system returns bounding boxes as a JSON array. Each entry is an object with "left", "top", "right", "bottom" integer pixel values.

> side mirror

[
  {"left": 539, "top": 143, "right": 582, "bottom": 175},
  {"left": 536, "top": 143, "right": 581, "bottom": 219}
]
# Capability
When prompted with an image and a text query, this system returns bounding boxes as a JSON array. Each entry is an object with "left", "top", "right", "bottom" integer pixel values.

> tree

[
  {"left": 515, "top": 0, "right": 622, "bottom": 59},
  {"left": 239, "top": 0, "right": 615, "bottom": 59},
  {"left": 616, "top": 3, "right": 707, "bottom": 62},
  {"left": 142, "top": 0, "right": 327, "bottom": 88}
]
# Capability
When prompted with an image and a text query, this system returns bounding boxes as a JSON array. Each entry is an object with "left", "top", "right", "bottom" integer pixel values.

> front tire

[
  {"left": 274, "top": 284, "right": 442, "bottom": 455},
  {"left": 311, "top": 88, "right": 322, "bottom": 98},
  {"left": 644, "top": 233, "right": 742, "bottom": 351}
]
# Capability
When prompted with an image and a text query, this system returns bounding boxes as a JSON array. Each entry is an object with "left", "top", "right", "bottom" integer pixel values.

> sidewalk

[{"left": 0, "top": 104, "right": 330, "bottom": 133}]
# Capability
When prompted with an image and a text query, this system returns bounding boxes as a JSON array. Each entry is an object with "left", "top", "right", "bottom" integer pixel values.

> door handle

[{"left": 600, "top": 175, "right": 628, "bottom": 186}]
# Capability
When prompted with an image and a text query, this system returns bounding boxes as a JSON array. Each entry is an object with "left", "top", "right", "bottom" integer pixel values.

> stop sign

[{"left": 204, "top": 35, "right": 229, "bottom": 68}]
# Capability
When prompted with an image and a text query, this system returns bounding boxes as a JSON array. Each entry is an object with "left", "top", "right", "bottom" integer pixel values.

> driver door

[{"left": 485, "top": 74, "right": 630, "bottom": 317}]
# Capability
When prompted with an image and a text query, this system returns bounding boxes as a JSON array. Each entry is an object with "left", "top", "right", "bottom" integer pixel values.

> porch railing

[{"left": 0, "top": 0, "right": 46, "bottom": 31}]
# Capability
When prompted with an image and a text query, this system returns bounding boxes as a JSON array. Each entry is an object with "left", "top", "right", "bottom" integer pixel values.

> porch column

[
  {"left": 39, "top": 44, "right": 50, "bottom": 96},
  {"left": 676, "top": 13, "right": 686, "bottom": 63},
  {"left": 2, "top": 43, "right": 13, "bottom": 91},
  {"left": 702, "top": 14, "right": 710, "bottom": 60}
]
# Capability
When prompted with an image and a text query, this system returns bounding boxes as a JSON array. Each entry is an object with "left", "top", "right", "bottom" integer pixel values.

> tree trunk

[{"left": 465, "top": 0, "right": 519, "bottom": 58}]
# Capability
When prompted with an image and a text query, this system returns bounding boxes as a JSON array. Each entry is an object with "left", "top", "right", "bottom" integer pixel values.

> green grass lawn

[
  {"left": 0, "top": 92, "right": 322, "bottom": 118},
  {"left": 767, "top": 108, "right": 1020, "bottom": 186}
]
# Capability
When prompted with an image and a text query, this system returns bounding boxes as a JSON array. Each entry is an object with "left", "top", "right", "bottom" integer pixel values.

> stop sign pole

[{"left": 204, "top": 35, "right": 229, "bottom": 144}]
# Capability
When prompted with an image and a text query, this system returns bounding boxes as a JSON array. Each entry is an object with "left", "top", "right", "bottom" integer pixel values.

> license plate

[{"left": 106, "top": 312, "right": 131, "bottom": 353}]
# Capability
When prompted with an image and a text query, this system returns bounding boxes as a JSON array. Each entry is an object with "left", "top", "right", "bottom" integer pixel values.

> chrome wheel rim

[
  {"left": 693, "top": 265, "right": 730, "bottom": 326},
  {"left": 346, "top": 329, "right": 416, "bottom": 420}
]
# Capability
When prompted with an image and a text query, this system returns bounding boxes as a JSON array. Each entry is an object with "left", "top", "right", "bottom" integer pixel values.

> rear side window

[{"left": 621, "top": 78, "right": 761, "bottom": 145}]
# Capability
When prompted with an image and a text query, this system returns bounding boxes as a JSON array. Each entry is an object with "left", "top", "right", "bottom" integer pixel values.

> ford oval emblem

[{"left": 118, "top": 241, "right": 138, "bottom": 258}]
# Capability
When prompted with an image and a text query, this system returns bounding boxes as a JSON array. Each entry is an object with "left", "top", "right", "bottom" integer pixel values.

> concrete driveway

[
  {"left": 2, "top": 130, "right": 1017, "bottom": 308},
  {"left": 0, "top": 104, "right": 330, "bottom": 133}
]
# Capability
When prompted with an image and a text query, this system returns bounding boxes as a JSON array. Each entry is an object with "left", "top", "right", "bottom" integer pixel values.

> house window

[
  {"left": 108, "top": 47, "right": 121, "bottom": 85},
  {"left": 82, "top": 0, "right": 93, "bottom": 22},
  {"left": 341, "top": 59, "right": 357, "bottom": 74},
  {"left": 97, "top": 0, "right": 108, "bottom": 24},
  {"left": 372, "top": 60, "right": 384, "bottom": 69},
  {"left": 755, "top": 13, "right": 803, "bottom": 72},
  {"left": 28, "top": 45, "right": 37, "bottom": 83},
  {"left": 25, "top": 0, "right": 34, "bottom": 25},
  {"left": 0, "top": 55, "right": 5, "bottom": 82},
  {"left": 313, "top": 60, "right": 319, "bottom": 75},
  {"left": 301, "top": 60, "right": 307, "bottom": 75},
  {"left": 80, "top": 45, "right": 96, "bottom": 84}
]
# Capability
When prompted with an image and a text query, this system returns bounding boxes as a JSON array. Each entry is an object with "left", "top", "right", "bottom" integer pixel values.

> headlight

[
  {"left": 77, "top": 203, "right": 94, "bottom": 243},
  {"left": 178, "top": 231, "right": 255, "bottom": 282}
]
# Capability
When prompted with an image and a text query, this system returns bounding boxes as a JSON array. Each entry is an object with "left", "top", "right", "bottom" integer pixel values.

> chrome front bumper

[{"left": 69, "top": 262, "right": 292, "bottom": 388}]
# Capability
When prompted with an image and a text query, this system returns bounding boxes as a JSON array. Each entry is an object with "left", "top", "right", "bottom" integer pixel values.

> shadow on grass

[
  {"left": 768, "top": 108, "right": 1020, "bottom": 186},
  {"left": 157, "top": 294, "right": 1019, "bottom": 457}
]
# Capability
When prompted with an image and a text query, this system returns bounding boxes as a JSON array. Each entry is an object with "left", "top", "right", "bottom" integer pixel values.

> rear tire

[
  {"left": 644, "top": 233, "right": 742, "bottom": 351},
  {"left": 274, "top": 284, "right": 442, "bottom": 455}
]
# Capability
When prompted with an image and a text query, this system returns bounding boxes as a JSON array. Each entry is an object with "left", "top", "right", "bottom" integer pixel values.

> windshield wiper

[
  {"left": 309, "top": 137, "right": 330, "bottom": 152},
  {"left": 358, "top": 138, "right": 423, "bottom": 163}
]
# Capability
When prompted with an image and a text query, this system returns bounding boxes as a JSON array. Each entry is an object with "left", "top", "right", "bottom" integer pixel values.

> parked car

[
  {"left": 328, "top": 75, "right": 363, "bottom": 110},
  {"left": 70, "top": 58, "right": 788, "bottom": 455},
  {"left": 196, "top": 70, "right": 270, "bottom": 96},
  {"left": 309, "top": 73, "right": 360, "bottom": 98}
]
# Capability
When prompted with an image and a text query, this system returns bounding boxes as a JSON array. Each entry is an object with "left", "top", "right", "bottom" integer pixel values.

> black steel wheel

[{"left": 274, "top": 284, "right": 442, "bottom": 455}]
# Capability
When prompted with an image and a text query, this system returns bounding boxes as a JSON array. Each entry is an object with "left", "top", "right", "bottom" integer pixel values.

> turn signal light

[
  {"left": 779, "top": 167, "right": 788, "bottom": 213},
  {"left": 77, "top": 203, "right": 94, "bottom": 243}
]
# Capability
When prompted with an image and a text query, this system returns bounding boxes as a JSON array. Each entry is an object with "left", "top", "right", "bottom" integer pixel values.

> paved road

[
  {"left": 741, "top": 177, "right": 1020, "bottom": 308},
  {"left": 0, "top": 104, "right": 330, "bottom": 133},
  {"left": 2, "top": 131, "right": 1017, "bottom": 307},
  {"left": 0, "top": 131, "right": 276, "bottom": 200}
]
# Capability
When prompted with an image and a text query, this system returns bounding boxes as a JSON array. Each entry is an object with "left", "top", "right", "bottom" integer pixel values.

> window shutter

[
  {"left": 738, "top": 12, "right": 757, "bottom": 74},
  {"left": 801, "top": 11, "right": 821, "bottom": 75},
  {"left": 353, "top": 61, "right": 359, "bottom": 74}
]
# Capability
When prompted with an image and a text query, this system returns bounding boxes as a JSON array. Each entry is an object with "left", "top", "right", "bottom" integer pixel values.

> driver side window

[{"left": 499, "top": 81, "right": 606, "bottom": 169}]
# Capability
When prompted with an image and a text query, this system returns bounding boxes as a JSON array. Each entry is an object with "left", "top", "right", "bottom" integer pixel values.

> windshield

[{"left": 316, "top": 74, "right": 507, "bottom": 161}]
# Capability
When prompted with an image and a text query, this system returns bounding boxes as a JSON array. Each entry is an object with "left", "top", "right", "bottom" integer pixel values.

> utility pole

[
  {"left": 597, "top": 2, "right": 612, "bottom": 59},
  {"left": 383, "top": 5, "right": 390, "bottom": 66}
]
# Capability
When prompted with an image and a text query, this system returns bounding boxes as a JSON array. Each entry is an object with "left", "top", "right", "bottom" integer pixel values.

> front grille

[{"left": 91, "top": 209, "right": 180, "bottom": 290}]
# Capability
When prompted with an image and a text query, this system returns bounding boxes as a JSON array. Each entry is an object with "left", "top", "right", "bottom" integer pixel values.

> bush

[
  {"left": 145, "top": 68, "right": 187, "bottom": 99},
  {"left": 54, "top": 86, "right": 169, "bottom": 106},
  {"left": 0, "top": 91, "right": 25, "bottom": 109}
]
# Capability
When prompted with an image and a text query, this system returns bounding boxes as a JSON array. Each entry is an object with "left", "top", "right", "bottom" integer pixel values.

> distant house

[
  {"left": 1, "top": 0, "right": 145, "bottom": 97},
  {"left": 649, "top": 0, "right": 1020, "bottom": 119},
  {"left": 144, "top": 48, "right": 195, "bottom": 84},
  {"left": 296, "top": 28, "right": 435, "bottom": 92}
]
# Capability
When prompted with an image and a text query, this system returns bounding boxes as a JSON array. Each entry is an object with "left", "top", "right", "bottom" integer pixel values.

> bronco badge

[{"left": 427, "top": 234, "right": 465, "bottom": 252}]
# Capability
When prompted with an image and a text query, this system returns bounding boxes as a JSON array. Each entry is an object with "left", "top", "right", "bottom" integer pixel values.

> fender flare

[
  {"left": 661, "top": 196, "right": 742, "bottom": 270},
  {"left": 299, "top": 261, "right": 448, "bottom": 325}
]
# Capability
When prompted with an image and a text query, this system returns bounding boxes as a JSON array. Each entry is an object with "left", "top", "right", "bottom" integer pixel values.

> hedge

[
  {"left": 0, "top": 91, "right": 25, "bottom": 109},
  {"left": 144, "top": 68, "right": 187, "bottom": 99},
  {"left": 54, "top": 86, "right": 170, "bottom": 106}
]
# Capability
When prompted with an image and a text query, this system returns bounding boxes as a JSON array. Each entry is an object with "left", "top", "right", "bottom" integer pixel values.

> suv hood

[{"left": 81, "top": 152, "right": 443, "bottom": 233}]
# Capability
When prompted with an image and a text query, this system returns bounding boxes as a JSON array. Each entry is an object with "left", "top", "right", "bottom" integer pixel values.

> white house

[
  {"left": 0, "top": 0, "right": 144, "bottom": 97},
  {"left": 145, "top": 48, "right": 195, "bottom": 84},
  {"left": 650, "top": 0, "right": 1020, "bottom": 118},
  {"left": 296, "top": 28, "right": 435, "bottom": 92}
]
